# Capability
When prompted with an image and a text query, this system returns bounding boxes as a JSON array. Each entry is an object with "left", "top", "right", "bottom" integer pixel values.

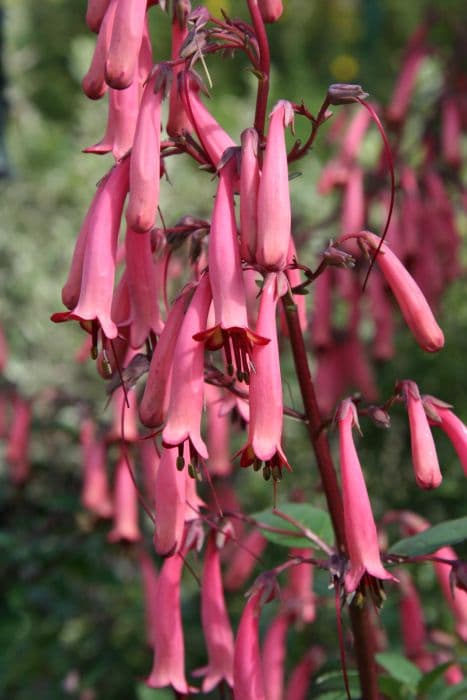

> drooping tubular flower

[
  {"left": 197, "top": 532, "right": 234, "bottom": 692},
  {"left": 399, "top": 380, "right": 442, "bottom": 489},
  {"left": 423, "top": 395, "right": 467, "bottom": 476},
  {"left": 256, "top": 100, "right": 294, "bottom": 271},
  {"left": 261, "top": 612, "right": 290, "bottom": 700},
  {"left": 166, "top": 0, "right": 192, "bottom": 136},
  {"left": 108, "top": 447, "right": 142, "bottom": 543},
  {"left": 153, "top": 445, "right": 187, "bottom": 557},
  {"left": 357, "top": 231, "right": 444, "bottom": 352},
  {"left": 126, "top": 65, "right": 167, "bottom": 233},
  {"left": 182, "top": 77, "right": 236, "bottom": 168},
  {"left": 139, "top": 289, "right": 188, "bottom": 428},
  {"left": 125, "top": 227, "right": 163, "bottom": 348},
  {"left": 194, "top": 156, "right": 268, "bottom": 383},
  {"left": 52, "top": 156, "right": 130, "bottom": 340},
  {"left": 146, "top": 551, "right": 195, "bottom": 694},
  {"left": 162, "top": 274, "right": 211, "bottom": 465},
  {"left": 240, "top": 273, "right": 291, "bottom": 479},
  {"left": 233, "top": 587, "right": 267, "bottom": 700},
  {"left": 86, "top": 0, "right": 111, "bottom": 33},
  {"left": 336, "top": 398, "right": 397, "bottom": 593}
]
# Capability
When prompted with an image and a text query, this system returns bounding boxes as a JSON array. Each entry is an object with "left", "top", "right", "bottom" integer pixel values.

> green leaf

[
  {"left": 251, "top": 503, "right": 333, "bottom": 551},
  {"left": 416, "top": 661, "right": 453, "bottom": 695},
  {"left": 137, "top": 685, "right": 173, "bottom": 700},
  {"left": 389, "top": 516, "right": 467, "bottom": 557},
  {"left": 378, "top": 675, "right": 409, "bottom": 700},
  {"left": 436, "top": 679, "right": 467, "bottom": 700},
  {"left": 375, "top": 652, "right": 422, "bottom": 688}
]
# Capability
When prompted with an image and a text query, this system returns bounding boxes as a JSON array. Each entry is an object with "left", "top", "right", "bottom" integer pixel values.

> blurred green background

[{"left": 1, "top": 1, "right": 466, "bottom": 698}]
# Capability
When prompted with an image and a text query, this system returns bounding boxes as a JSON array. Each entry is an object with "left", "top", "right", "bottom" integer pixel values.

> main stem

[{"left": 283, "top": 297, "right": 379, "bottom": 700}]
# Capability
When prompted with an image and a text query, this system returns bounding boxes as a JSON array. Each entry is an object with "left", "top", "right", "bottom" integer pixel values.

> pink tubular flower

[
  {"left": 358, "top": 231, "right": 444, "bottom": 352},
  {"left": 285, "top": 648, "right": 324, "bottom": 700},
  {"left": 441, "top": 96, "right": 462, "bottom": 168},
  {"left": 139, "top": 438, "right": 160, "bottom": 507},
  {"left": 86, "top": 0, "right": 111, "bottom": 33},
  {"left": 256, "top": 101, "right": 293, "bottom": 271},
  {"left": 400, "top": 381, "right": 442, "bottom": 489},
  {"left": 162, "top": 275, "right": 211, "bottom": 462},
  {"left": 153, "top": 445, "right": 186, "bottom": 557},
  {"left": 233, "top": 589, "right": 267, "bottom": 700},
  {"left": 125, "top": 228, "right": 163, "bottom": 347},
  {"left": 386, "top": 26, "right": 427, "bottom": 124},
  {"left": 82, "top": 0, "right": 116, "bottom": 99},
  {"left": 258, "top": 0, "right": 283, "bottom": 23},
  {"left": 423, "top": 395, "right": 467, "bottom": 476},
  {"left": 239, "top": 127, "right": 260, "bottom": 262},
  {"left": 398, "top": 569, "right": 427, "bottom": 662},
  {"left": 5, "top": 395, "right": 31, "bottom": 486},
  {"left": 108, "top": 449, "right": 141, "bottom": 543},
  {"left": 139, "top": 289, "right": 188, "bottom": 428},
  {"left": 262, "top": 612, "right": 290, "bottom": 700},
  {"left": 183, "top": 82, "right": 236, "bottom": 168},
  {"left": 80, "top": 419, "right": 113, "bottom": 518},
  {"left": 105, "top": 0, "right": 147, "bottom": 89},
  {"left": 197, "top": 533, "right": 234, "bottom": 692},
  {"left": 433, "top": 546, "right": 467, "bottom": 642},
  {"left": 0, "top": 322, "right": 7, "bottom": 372},
  {"left": 126, "top": 69, "right": 164, "bottom": 233},
  {"left": 146, "top": 552, "right": 194, "bottom": 694},
  {"left": 52, "top": 157, "right": 130, "bottom": 340},
  {"left": 337, "top": 398, "right": 397, "bottom": 592},
  {"left": 241, "top": 273, "right": 290, "bottom": 478},
  {"left": 166, "top": 3, "right": 192, "bottom": 136},
  {"left": 194, "top": 157, "right": 268, "bottom": 383},
  {"left": 84, "top": 80, "right": 139, "bottom": 159},
  {"left": 206, "top": 384, "right": 232, "bottom": 477}
]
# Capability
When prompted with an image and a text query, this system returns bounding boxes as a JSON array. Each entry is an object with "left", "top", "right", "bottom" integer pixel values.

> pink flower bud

[
  {"left": 256, "top": 101, "right": 294, "bottom": 271},
  {"left": 239, "top": 127, "right": 260, "bottom": 262},
  {"left": 398, "top": 569, "right": 426, "bottom": 659},
  {"left": 86, "top": 0, "right": 111, "bottom": 33},
  {"left": 423, "top": 395, "right": 467, "bottom": 476},
  {"left": 82, "top": 0, "right": 116, "bottom": 99},
  {"left": 358, "top": 231, "right": 444, "bottom": 352},
  {"left": 400, "top": 380, "right": 442, "bottom": 490},
  {"left": 258, "top": 0, "right": 283, "bottom": 23},
  {"left": 105, "top": 0, "right": 147, "bottom": 89},
  {"left": 183, "top": 85, "right": 236, "bottom": 168},
  {"left": 336, "top": 399, "right": 397, "bottom": 592}
]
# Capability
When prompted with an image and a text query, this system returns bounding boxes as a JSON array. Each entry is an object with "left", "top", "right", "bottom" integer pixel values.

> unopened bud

[
  {"left": 323, "top": 243, "right": 356, "bottom": 268},
  {"left": 367, "top": 405, "right": 391, "bottom": 429},
  {"left": 327, "top": 83, "right": 369, "bottom": 105}
]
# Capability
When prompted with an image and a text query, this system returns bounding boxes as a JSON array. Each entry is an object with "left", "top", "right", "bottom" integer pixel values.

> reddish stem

[
  {"left": 282, "top": 295, "right": 380, "bottom": 700},
  {"left": 246, "top": 0, "right": 270, "bottom": 139}
]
